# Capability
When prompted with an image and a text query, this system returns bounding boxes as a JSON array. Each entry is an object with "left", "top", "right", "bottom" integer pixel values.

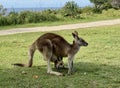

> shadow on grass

[
  {"left": 0, "top": 62, "right": 120, "bottom": 88},
  {"left": 1, "top": 61, "right": 120, "bottom": 77}
]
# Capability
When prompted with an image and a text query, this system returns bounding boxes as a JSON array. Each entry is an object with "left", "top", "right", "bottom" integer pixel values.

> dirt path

[{"left": 0, "top": 19, "right": 120, "bottom": 36}]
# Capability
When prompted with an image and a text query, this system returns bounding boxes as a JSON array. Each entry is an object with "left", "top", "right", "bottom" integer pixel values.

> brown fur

[{"left": 13, "top": 31, "right": 88, "bottom": 76}]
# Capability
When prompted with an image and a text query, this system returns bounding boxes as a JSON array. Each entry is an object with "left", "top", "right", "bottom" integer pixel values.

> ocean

[{"left": 6, "top": 7, "right": 61, "bottom": 13}]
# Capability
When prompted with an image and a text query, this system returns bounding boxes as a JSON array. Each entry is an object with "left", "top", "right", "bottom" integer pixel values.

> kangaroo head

[{"left": 72, "top": 31, "right": 88, "bottom": 46}]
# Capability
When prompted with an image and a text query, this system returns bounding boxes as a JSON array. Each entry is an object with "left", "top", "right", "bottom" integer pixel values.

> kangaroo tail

[
  {"left": 12, "top": 63, "right": 28, "bottom": 67},
  {"left": 12, "top": 42, "right": 36, "bottom": 67},
  {"left": 27, "top": 42, "right": 36, "bottom": 67}
]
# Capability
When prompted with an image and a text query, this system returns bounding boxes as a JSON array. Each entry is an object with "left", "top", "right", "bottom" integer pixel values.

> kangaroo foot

[{"left": 47, "top": 71, "right": 63, "bottom": 76}]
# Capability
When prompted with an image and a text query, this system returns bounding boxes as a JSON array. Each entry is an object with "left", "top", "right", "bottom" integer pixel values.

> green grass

[{"left": 0, "top": 25, "right": 120, "bottom": 88}]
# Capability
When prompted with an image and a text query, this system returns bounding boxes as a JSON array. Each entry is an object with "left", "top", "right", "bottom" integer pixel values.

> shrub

[
  {"left": 41, "top": 9, "right": 59, "bottom": 21},
  {"left": 17, "top": 11, "right": 30, "bottom": 24},
  {"left": 92, "top": 8, "right": 102, "bottom": 13},
  {"left": 42, "top": 9, "right": 57, "bottom": 15},
  {"left": 34, "top": 12, "right": 46, "bottom": 22},
  {"left": 90, "top": 0, "right": 112, "bottom": 13},
  {"left": 0, "top": 16, "right": 8, "bottom": 26},
  {"left": 81, "top": 6, "right": 93, "bottom": 14},
  {"left": 7, "top": 11, "right": 18, "bottom": 25},
  {"left": 81, "top": 6, "right": 94, "bottom": 19},
  {"left": 61, "top": 1, "right": 81, "bottom": 18},
  {"left": 17, "top": 11, "right": 59, "bottom": 24},
  {"left": 102, "top": 9, "right": 120, "bottom": 17}
]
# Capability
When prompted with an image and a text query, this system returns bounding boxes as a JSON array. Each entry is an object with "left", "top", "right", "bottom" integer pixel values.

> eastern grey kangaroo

[{"left": 14, "top": 31, "right": 88, "bottom": 76}]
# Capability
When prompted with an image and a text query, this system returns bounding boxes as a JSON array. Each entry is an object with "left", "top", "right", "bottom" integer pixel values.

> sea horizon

[{"left": 6, "top": 7, "right": 61, "bottom": 13}]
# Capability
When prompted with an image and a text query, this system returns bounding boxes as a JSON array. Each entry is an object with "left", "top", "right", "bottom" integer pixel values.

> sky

[{"left": 0, "top": 0, "right": 92, "bottom": 8}]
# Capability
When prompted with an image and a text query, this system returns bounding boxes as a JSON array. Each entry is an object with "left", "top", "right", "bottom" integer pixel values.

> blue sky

[
  {"left": 0, "top": 0, "right": 91, "bottom": 8},
  {"left": 0, "top": 0, "right": 92, "bottom": 8}
]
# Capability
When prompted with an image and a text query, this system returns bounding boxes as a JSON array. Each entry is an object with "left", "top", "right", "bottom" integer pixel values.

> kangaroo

[
  {"left": 14, "top": 31, "right": 88, "bottom": 76},
  {"left": 13, "top": 54, "right": 64, "bottom": 69}
]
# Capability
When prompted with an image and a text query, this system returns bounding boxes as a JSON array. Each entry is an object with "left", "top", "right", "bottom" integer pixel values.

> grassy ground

[{"left": 0, "top": 25, "right": 120, "bottom": 88}]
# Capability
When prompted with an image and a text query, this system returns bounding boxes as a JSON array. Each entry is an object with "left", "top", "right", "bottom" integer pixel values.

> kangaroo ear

[
  {"left": 74, "top": 31, "right": 78, "bottom": 35},
  {"left": 72, "top": 33, "right": 76, "bottom": 38},
  {"left": 72, "top": 31, "right": 78, "bottom": 38}
]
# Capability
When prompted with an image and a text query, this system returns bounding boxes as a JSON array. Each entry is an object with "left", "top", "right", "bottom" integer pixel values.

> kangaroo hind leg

[{"left": 42, "top": 39, "right": 63, "bottom": 76}]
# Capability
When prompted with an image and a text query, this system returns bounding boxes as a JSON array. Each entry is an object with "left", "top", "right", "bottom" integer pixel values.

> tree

[
  {"left": 90, "top": 0, "right": 112, "bottom": 13},
  {"left": 61, "top": 1, "right": 81, "bottom": 18},
  {"left": 111, "top": 0, "right": 120, "bottom": 9},
  {"left": 0, "top": 4, "right": 7, "bottom": 16}
]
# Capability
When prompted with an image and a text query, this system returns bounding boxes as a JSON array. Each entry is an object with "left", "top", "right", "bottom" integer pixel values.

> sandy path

[{"left": 0, "top": 19, "right": 120, "bottom": 36}]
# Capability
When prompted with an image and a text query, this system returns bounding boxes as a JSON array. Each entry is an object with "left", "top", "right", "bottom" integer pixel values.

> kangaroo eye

[
  {"left": 82, "top": 40, "right": 85, "bottom": 42},
  {"left": 80, "top": 39, "right": 84, "bottom": 42}
]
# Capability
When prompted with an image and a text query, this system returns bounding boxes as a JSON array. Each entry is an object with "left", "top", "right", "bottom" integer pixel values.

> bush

[
  {"left": 90, "top": 0, "right": 112, "bottom": 13},
  {"left": 81, "top": 6, "right": 93, "bottom": 14},
  {"left": 25, "top": 12, "right": 36, "bottom": 23},
  {"left": 102, "top": 2, "right": 112, "bottom": 10},
  {"left": 33, "top": 12, "right": 47, "bottom": 23},
  {"left": 7, "top": 11, "right": 18, "bottom": 25},
  {"left": 61, "top": 1, "right": 81, "bottom": 18},
  {"left": 0, "top": 3, "right": 80, "bottom": 26},
  {"left": 0, "top": 16, "right": 8, "bottom": 26},
  {"left": 42, "top": 9, "right": 57, "bottom": 15},
  {"left": 0, "top": 4, "right": 61, "bottom": 26},
  {"left": 81, "top": 6, "right": 94, "bottom": 19},
  {"left": 0, "top": 10, "right": 60, "bottom": 26},
  {"left": 102, "top": 9, "right": 120, "bottom": 17},
  {"left": 17, "top": 11, "right": 30, "bottom": 24},
  {"left": 92, "top": 8, "right": 102, "bottom": 13},
  {"left": 41, "top": 9, "right": 59, "bottom": 21}
]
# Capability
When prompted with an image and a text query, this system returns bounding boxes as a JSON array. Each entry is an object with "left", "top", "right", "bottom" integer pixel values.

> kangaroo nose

[
  {"left": 87, "top": 43, "right": 88, "bottom": 46},
  {"left": 85, "top": 43, "right": 88, "bottom": 46}
]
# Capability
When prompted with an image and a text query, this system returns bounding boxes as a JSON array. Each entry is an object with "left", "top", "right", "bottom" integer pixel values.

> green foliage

[
  {"left": 80, "top": 6, "right": 94, "bottom": 19},
  {"left": 0, "top": 4, "right": 60, "bottom": 26},
  {"left": 102, "top": 9, "right": 120, "bottom": 17},
  {"left": 61, "top": 1, "right": 81, "bottom": 18},
  {"left": 90, "top": 0, "right": 112, "bottom": 13},
  {"left": 102, "top": 2, "right": 112, "bottom": 10},
  {"left": 17, "top": 11, "right": 30, "bottom": 24},
  {"left": 81, "top": 6, "right": 93, "bottom": 14},
  {"left": 39, "top": 10, "right": 59, "bottom": 22},
  {"left": 7, "top": 11, "right": 18, "bottom": 25},
  {"left": 0, "top": 16, "right": 8, "bottom": 26},
  {"left": 92, "top": 8, "right": 102, "bottom": 13},
  {"left": 0, "top": 10, "right": 59, "bottom": 26}
]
